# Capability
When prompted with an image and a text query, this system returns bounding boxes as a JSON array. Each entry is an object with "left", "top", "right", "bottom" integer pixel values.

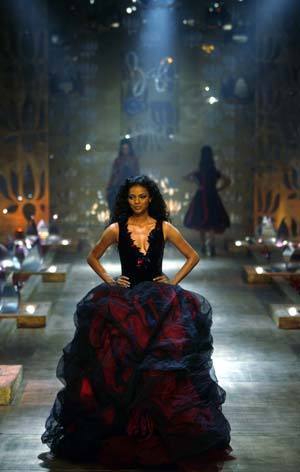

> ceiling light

[{"left": 207, "top": 96, "right": 219, "bottom": 104}]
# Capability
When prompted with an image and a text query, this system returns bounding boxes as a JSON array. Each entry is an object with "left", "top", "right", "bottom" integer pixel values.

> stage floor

[{"left": 0, "top": 248, "right": 300, "bottom": 471}]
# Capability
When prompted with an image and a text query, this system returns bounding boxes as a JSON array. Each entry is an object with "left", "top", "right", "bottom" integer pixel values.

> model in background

[
  {"left": 106, "top": 138, "right": 140, "bottom": 213},
  {"left": 183, "top": 145, "right": 231, "bottom": 256},
  {"left": 41, "top": 175, "right": 233, "bottom": 469}
]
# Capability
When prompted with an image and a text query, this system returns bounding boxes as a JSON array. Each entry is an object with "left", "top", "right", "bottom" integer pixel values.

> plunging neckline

[{"left": 125, "top": 219, "right": 158, "bottom": 257}]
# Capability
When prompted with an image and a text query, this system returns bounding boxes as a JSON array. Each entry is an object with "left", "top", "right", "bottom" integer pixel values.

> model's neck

[{"left": 129, "top": 212, "right": 150, "bottom": 224}]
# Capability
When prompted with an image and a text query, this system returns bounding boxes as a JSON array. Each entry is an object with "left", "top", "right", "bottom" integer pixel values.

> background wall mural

[
  {"left": 254, "top": 166, "right": 300, "bottom": 238},
  {"left": 0, "top": 1, "right": 49, "bottom": 239}
]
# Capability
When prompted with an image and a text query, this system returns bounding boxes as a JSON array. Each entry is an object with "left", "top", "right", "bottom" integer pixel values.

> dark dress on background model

[
  {"left": 41, "top": 219, "right": 232, "bottom": 468},
  {"left": 184, "top": 170, "right": 230, "bottom": 233}
]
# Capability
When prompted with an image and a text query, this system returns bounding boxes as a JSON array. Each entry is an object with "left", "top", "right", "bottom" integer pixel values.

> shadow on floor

[{"left": 37, "top": 451, "right": 233, "bottom": 472}]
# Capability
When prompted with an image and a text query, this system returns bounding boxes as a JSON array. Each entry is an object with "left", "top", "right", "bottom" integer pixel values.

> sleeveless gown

[
  {"left": 41, "top": 219, "right": 233, "bottom": 468},
  {"left": 184, "top": 170, "right": 230, "bottom": 233}
]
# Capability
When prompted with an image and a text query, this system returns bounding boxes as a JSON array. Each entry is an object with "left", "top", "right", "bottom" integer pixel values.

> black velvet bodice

[{"left": 118, "top": 219, "right": 165, "bottom": 286}]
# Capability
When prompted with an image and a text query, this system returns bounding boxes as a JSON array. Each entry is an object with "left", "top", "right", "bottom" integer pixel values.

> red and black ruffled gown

[{"left": 41, "top": 219, "right": 233, "bottom": 468}]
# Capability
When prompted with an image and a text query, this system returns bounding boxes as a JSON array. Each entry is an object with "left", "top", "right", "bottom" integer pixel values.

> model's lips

[{"left": 134, "top": 206, "right": 142, "bottom": 210}]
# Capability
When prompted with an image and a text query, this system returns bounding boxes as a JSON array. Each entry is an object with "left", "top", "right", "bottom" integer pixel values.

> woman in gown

[
  {"left": 41, "top": 175, "right": 234, "bottom": 469},
  {"left": 183, "top": 146, "right": 231, "bottom": 256},
  {"left": 106, "top": 137, "right": 140, "bottom": 213}
]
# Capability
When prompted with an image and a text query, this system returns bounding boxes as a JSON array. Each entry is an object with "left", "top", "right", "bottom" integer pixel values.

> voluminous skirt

[
  {"left": 184, "top": 189, "right": 230, "bottom": 233},
  {"left": 41, "top": 282, "right": 233, "bottom": 468}
]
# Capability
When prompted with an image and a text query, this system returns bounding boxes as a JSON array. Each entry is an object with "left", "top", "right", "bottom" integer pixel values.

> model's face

[
  {"left": 121, "top": 144, "right": 130, "bottom": 155},
  {"left": 128, "top": 185, "right": 151, "bottom": 215}
]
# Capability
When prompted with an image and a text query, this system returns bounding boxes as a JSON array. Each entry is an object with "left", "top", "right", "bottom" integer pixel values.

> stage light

[
  {"left": 3, "top": 209, "right": 8, "bottom": 214},
  {"left": 25, "top": 304, "right": 36, "bottom": 314},
  {"left": 1, "top": 260, "right": 14, "bottom": 269},
  {"left": 111, "top": 22, "right": 120, "bottom": 28},
  {"left": 235, "top": 240, "right": 242, "bottom": 247},
  {"left": 255, "top": 267, "right": 264, "bottom": 274},
  {"left": 85, "top": 143, "right": 91, "bottom": 151},
  {"left": 205, "top": 86, "right": 210, "bottom": 91},
  {"left": 90, "top": 0, "right": 95, "bottom": 4},
  {"left": 48, "top": 265, "right": 57, "bottom": 273},
  {"left": 53, "top": 214, "right": 58, "bottom": 220},
  {"left": 126, "top": 7, "right": 133, "bottom": 14},
  {"left": 51, "top": 35, "right": 59, "bottom": 44},
  {"left": 207, "top": 96, "right": 219, "bottom": 104},
  {"left": 61, "top": 239, "right": 70, "bottom": 246},
  {"left": 201, "top": 44, "right": 215, "bottom": 54},
  {"left": 206, "top": 1, "right": 231, "bottom": 29},
  {"left": 125, "top": 134, "right": 131, "bottom": 139},
  {"left": 223, "top": 23, "right": 233, "bottom": 31},
  {"left": 17, "top": 196, "right": 23, "bottom": 202},
  {"left": 167, "top": 56, "right": 174, "bottom": 64},
  {"left": 183, "top": 18, "right": 195, "bottom": 26},
  {"left": 288, "top": 307, "right": 298, "bottom": 317}
]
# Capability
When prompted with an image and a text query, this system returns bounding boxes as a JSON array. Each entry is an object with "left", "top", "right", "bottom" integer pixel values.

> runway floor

[{"left": 0, "top": 247, "right": 300, "bottom": 471}]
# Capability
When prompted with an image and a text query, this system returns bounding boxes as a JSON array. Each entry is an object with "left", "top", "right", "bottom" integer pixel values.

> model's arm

[
  {"left": 217, "top": 173, "right": 231, "bottom": 191},
  {"left": 86, "top": 223, "right": 118, "bottom": 285},
  {"left": 183, "top": 171, "right": 198, "bottom": 183},
  {"left": 154, "top": 222, "right": 200, "bottom": 285}
]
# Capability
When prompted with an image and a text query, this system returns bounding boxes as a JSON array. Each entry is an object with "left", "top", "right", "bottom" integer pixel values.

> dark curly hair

[{"left": 109, "top": 175, "right": 170, "bottom": 223}]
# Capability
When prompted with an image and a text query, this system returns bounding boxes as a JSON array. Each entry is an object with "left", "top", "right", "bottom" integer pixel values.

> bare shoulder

[
  {"left": 95, "top": 222, "right": 119, "bottom": 245},
  {"left": 162, "top": 221, "right": 181, "bottom": 240},
  {"left": 106, "top": 222, "right": 119, "bottom": 233},
  {"left": 105, "top": 222, "right": 119, "bottom": 241}
]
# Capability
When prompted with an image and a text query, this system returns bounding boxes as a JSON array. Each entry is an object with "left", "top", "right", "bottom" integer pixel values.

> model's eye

[{"left": 128, "top": 194, "right": 147, "bottom": 199}]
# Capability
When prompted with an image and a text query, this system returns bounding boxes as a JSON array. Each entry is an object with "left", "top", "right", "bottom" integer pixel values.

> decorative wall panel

[{"left": 0, "top": 1, "right": 49, "bottom": 238}]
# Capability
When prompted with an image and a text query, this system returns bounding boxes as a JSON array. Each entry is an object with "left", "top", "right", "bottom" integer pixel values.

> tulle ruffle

[{"left": 41, "top": 281, "right": 232, "bottom": 467}]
